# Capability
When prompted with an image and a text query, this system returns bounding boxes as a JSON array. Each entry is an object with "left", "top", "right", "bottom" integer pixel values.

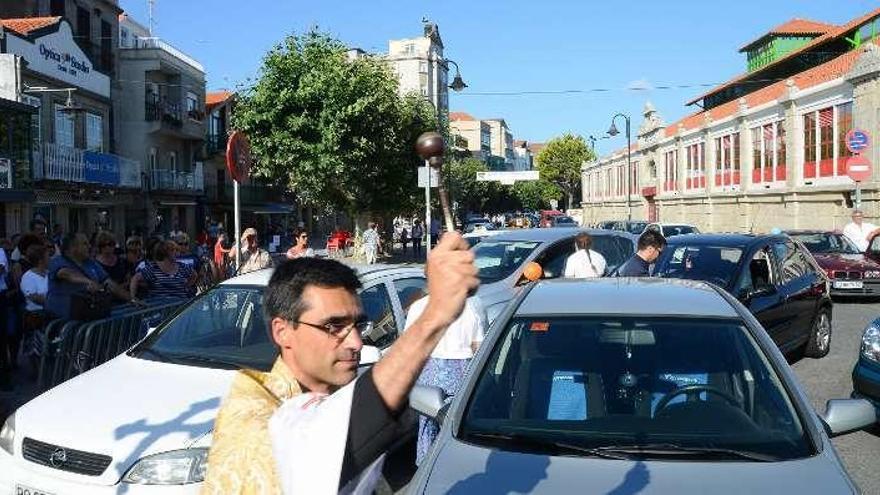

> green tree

[
  {"left": 445, "top": 157, "right": 491, "bottom": 216},
  {"left": 535, "top": 133, "right": 593, "bottom": 209},
  {"left": 233, "top": 31, "right": 438, "bottom": 218},
  {"left": 512, "top": 180, "right": 560, "bottom": 210}
]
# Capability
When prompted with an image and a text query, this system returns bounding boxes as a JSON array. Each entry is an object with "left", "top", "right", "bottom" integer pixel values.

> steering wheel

[{"left": 653, "top": 384, "right": 741, "bottom": 415}]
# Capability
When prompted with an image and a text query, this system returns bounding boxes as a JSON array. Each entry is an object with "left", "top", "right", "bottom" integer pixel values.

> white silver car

[
  {"left": 409, "top": 278, "right": 876, "bottom": 494},
  {"left": 0, "top": 264, "right": 424, "bottom": 494}
]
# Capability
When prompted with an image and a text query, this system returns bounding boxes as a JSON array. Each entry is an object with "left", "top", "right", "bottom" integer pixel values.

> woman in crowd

[
  {"left": 125, "top": 236, "right": 145, "bottom": 279},
  {"left": 94, "top": 231, "right": 130, "bottom": 286},
  {"left": 130, "top": 240, "right": 197, "bottom": 302},
  {"left": 20, "top": 244, "right": 49, "bottom": 373},
  {"left": 285, "top": 228, "right": 315, "bottom": 259},
  {"left": 213, "top": 232, "right": 231, "bottom": 280}
]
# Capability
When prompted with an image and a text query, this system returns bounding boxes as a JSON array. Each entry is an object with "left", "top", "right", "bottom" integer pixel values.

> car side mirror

[
  {"left": 410, "top": 384, "right": 446, "bottom": 421},
  {"left": 359, "top": 345, "right": 381, "bottom": 367},
  {"left": 821, "top": 399, "right": 877, "bottom": 437},
  {"left": 517, "top": 261, "right": 544, "bottom": 286}
]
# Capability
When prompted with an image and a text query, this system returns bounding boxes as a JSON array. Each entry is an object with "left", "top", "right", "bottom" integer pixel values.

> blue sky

[{"left": 120, "top": 0, "right": 874, "bottom": 154}]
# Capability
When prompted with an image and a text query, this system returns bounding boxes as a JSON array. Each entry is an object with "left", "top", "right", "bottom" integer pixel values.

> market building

[
  {"left": 581, "top": 9, "right": 880, "bottom": 233},
  {"left": 0, "top": 15, "right": 140, "bottom": 236}
]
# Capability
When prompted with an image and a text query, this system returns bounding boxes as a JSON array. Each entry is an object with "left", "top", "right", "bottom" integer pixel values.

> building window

[
  {"left": 630, "top": 162, "right": 639, "bottom": 192},
  {"left": 685, "top": 142, "right": 705, "bottom": 190},
  {"left": 664, "top": 149, "right": 678, "bottom": 192},
  {"left": 713, "top": 132, "right": 740, "bottom": 189},
  {"left": 149, "top": 147, "right": 157, "bottom": 171},
  {"left": 85, "top": 113, "right": 103, "bottom": 152},
  {"left": 419, "top": 61, "right": 428, "bottom": 73},
  {"left": 21, "top": 95, "right": 41, "bottom": 147},
  {"left": 404, "top": 43, "right": 415, "bottom": 55},
  {"left": 751, "top": 121, "right": 786, "bottom": 184},
  {"left": 120, "top": 27, "right": 129, "bottom": 48},
  {"left": 803, "top": 103, "right": 851, "bottom": 180},
  {"left": 54, "top": 104, "right": 75, "bottom": 148},
  {"left": 169, "top": 151, "right": 178, "bottom": 171}
]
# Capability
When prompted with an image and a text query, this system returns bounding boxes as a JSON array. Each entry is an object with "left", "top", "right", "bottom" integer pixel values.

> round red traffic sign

[
  {"left": 225, "top": 131, "right": 252, "bottom": 183},
  {"left": 847, "top": 155, "right": 872, "bottom": 182}
]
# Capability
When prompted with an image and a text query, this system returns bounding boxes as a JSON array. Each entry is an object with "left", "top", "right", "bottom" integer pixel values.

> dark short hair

[
  {"left": 294, "top": 227, "right": 308, "bottom": 239},
  {"left": 263, "top": 258, "right": 362, "bottom": 325},
  {"left": 153, "top": 240, "right": 174, "bottom": 261},
  {"left": 26, "top": 243, "right": 48, "bottom": 266},
  {"left": 29, "top": 218, "right": 47, "bottom": 231},
  {"left": 575, "top": 232, "right": 592, "bottom": 251},
  {"left": 18, "top": 233, "right": 44, "bottom": 255},
  {"left": 638, "top": 230, "right": 667, "bottom": 251},
  {"left": 60, "top": 232, "right": 83, "bottom": 255}
]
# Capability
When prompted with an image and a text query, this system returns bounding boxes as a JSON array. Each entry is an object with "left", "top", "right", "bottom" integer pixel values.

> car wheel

[{"left": 804, "top": 308, "right": 832, "bottom": 358}]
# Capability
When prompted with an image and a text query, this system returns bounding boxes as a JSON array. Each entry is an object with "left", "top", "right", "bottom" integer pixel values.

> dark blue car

[{"left": 853, "top": 320, "right": 880, "bottom": 418}]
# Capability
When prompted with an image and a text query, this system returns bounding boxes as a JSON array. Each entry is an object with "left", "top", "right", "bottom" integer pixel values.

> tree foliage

[
  {"left": 534, "top": 133, "right": 593, "bottom": 209},
  {"left": 233, "top": 31, "right": 438, "bottom": 215},
  {"left": 512, "top": 180, "right": 560, "bottom": 210},
  {"left": 445, "top": 157, "right": 491, "bottom": 214}
]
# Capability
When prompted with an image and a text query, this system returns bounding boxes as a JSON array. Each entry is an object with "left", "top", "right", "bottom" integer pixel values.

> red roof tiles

[
  {"left": 449, "top": 111, "right": 476, "bottom": 122},
  {"left": 0, "top": 17, "right": 61, "bottom": 36},
  {"left": 206, "top": 91, "right": 233, "bottom": 107},
  {"left": 740, "top": 18, "right": 836, "bottom": 51}
]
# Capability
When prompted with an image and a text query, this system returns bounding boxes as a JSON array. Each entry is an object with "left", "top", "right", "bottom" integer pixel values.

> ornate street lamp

[{"left": 607, "top": 113, "right": 632, "bottom": 222}]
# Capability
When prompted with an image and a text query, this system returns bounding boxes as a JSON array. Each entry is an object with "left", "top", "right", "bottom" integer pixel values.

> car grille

[
  {"left": 22, "top": 437, "right": 112, "bottom": 476},
  {"left": 833, "top": 271, "right": 863, "bottom": 280}
]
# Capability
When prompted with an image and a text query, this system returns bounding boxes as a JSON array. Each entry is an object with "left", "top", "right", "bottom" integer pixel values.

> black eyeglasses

[{"left": 294, "top": 319, "right": 372, "bottom": 340}]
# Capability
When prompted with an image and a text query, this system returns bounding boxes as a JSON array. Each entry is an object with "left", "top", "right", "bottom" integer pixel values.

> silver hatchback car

[{"left": 409, "top": 278, "right": 876, "bottom": 494}]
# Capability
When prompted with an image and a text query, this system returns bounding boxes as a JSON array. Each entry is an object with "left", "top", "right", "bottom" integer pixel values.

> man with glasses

[
  {"left": 617, "top": 229, "right": 667, "bottom": 277},
  {"left": 203, "top": 233, "right": 478, "bottom": 494}
]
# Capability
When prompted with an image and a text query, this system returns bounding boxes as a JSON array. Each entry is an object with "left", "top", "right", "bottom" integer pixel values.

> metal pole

[
  {"left": 856, "top": 182, "right": 863, "bottom": 209},
  {"left": 626, "top": 117, "right": 632, "bottom": 223},
  {"left": 425, "top": 159, "right": 432, "bottom": 256},
  {"left": 234, "top": 180, "right": 241, "bottom": 269}
]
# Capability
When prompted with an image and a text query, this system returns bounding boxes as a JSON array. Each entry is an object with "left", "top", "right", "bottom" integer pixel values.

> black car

[
  {"left": 548, "top": 215, "right": 578, "bottom": 228},
  {"left": 653, "top": 234, "right": 832, "bottom": 358}
]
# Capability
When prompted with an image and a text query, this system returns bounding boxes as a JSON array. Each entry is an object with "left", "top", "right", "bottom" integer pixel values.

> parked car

[
  {"left": 473, "top": 228, "right": 636, "bottom": 323},
  {"left": 548, "top": 216, "right": 578, "bottom": 228},
  {"left": 408, "top": 278, "right": 875, "bottom": 494},
  {"left": 507, "top": 214, "right": 533, "bottom": 229},
  {"left": 646, "top": 222, "right": 701, "bottom": 237},
  {"left": 464, "top": 218, "right": 495, "bottom": 233},
  {"left": 463, "top": 229, "right": 507, "bottom": 248},
  {"left": 653, "top": 234, "right": 832, "bottom": 357},
  {"left": 613, "top": 220, "right": 650, "bottom": 235},
  {"left": 595, "top": 220, "right": 619, "bottom": 230},
  {"left": 539, "top": 210, "right": 564, "bottom": 228},
  {"left": 853, "top": 317, "right": 880, "bottom": 421},
  {"left": 0, "top": 264, "right": 426, "bottom": 494},
  {"left": 786, "top": 230, "right": 880, "bottom": 298}
]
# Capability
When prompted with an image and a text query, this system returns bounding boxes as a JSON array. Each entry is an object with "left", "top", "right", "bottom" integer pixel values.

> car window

[
  {"left": 772, "top": 241, "right": 811, "bottom": 284},
  {"left": 655, "top": 245, "right": 743, "bottom": 288},
  {"left": 663, "top": 225, "right": 696, "bottom": 237},
  {"left": 736, "top": 247, "right": 776, "bottom": 295},
  {"left": 792, "top": 233, "right": 860, "bottom": 255},
  {"left": 473, "top": 241, "right": 541, "bottom": 283},
  {"left": 394, "top": 276, "right": 427, "bottom": 313},
  {"left": 534, "top": 241, "right": 576, "bottom": 279},
  {"left": 870, "top": 235, "right": 880, "bottom": 254},
  {"left": 359, "top": 283, "right": 398, "bottom": 349},
  {"left": 461, "top": 316, "right": 812, "bottom": 461}
]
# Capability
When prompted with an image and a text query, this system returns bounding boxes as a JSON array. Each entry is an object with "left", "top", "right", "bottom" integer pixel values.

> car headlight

[
  {"left": 0, "top": 413, "right": 15, "bottom": 455},
  {"left": 861, "top": 325, "right": 880, "bottom": 363},
  {"left": 122, "top": 448, "right": 208, "bottom": 485}
]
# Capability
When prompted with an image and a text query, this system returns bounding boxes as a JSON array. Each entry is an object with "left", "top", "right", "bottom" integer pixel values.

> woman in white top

[
  {"left": 404, "top": 293, "right": 487, "bottom": 465},
  {"left": 563, "top": 232, "right": 607, "bottom": 278}
]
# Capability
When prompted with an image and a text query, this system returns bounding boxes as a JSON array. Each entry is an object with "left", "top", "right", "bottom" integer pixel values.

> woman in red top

[{"left": 214, "top": 233, "right": 231, "bottom": 280}]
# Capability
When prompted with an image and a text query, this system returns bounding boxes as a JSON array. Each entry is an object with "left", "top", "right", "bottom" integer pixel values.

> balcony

[
  {"left": 146, "top": 98, "right": 183, "bottom": 126},
  {"left": 145, "top": 96, "right": 205, "bottom": 140},
  {"left": 206, "top": 133, "right": 228, "bottom": 156},
  {"left": 32, "top": 143, "right": 142, "bottom": 188},
  {"left": 125, "top": 37, "right": 205, "bottom": 72},
  {"left": 150, "top": 163, "right": 204, "bottom": 194}
]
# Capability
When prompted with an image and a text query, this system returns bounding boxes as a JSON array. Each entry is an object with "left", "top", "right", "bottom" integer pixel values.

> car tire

[{"left": 804, "top": 307, "right": 832, "bottom": 359}]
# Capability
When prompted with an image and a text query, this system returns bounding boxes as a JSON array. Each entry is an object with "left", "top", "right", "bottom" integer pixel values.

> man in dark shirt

[{"left": 618, "top": 229, "right": 667, "bottom": 277}]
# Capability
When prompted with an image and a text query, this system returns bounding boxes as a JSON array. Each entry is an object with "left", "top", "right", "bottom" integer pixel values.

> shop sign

[{"left": 83, "top": 151, "right": 120, "bottom": 186}]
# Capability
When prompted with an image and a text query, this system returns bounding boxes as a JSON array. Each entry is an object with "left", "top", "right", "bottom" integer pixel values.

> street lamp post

[{"left": 607, "top": 113, "right": 632, "bottom": 223}]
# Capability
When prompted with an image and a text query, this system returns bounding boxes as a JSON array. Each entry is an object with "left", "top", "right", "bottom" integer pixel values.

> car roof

[
  {"left": 665, "top": 233, "right": 788, "bottom": 248},
  {"left": 784, "top": 229, "right": 837, "bottom": 235},
  {"left": 484, "top": 227, "right": 633, "bottom": 243},
  {"left": 220, "top": 262, "right": 423, "bottom": 287},
  {"left": 516, "top": 278, "right": 739, "bottom": 318}
]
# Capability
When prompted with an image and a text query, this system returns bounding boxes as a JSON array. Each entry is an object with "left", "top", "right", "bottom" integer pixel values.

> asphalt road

[{"left": 790, "top": 300, "right": 880, "bottom": 494}]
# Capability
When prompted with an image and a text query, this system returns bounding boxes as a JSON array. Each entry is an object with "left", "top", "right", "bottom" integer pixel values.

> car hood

[
  {"left": 811, "top": 253, "right": 880, "bottom": 272},
  {"left": 15, "top": 354, "right": 234, "bottom": 485},
  {"left": 421, "top": 440, "right": 855, "bottom": 494}
]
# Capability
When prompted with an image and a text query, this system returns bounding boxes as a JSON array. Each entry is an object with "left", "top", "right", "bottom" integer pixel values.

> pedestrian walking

[
  {"left": 430, "top": 218, "right": 440, "bottom": 248},
  {"left": 362, "top": 222, "right": 381, "bottom": 264},
  {"left": 564, "top": 232, "right": 607, "bottom": 278},
  {"left": 406, "top": 294, "right": 486, "bottom": 466},
  {"left": 202, "top": 234, "right": 478, "bottom": 494},
  {"left": 411, "top": 219, "right": 424, "bottom": 257},
  {"left": 400, "top": 226, "right": 410, "bottom": 254},
  {"left": 617, "top": 229, "right": 667, "bottom": 277},
  {"left": 842, "top": 209, "right": 879, "bottom": 252}
]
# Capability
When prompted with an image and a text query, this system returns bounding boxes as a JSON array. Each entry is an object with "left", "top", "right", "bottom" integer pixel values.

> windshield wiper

[
  {"left": 135, "top": 347, "right": 179, "bottom": 364},
  {"left": 160, "top": 353, "right": 244, "bottom": 370},
  {"left": 465, "top": 432, "right": 630, "bottom": 460},
  {"left": 593, "top": 443, "right": 776, "bottom": 462}
]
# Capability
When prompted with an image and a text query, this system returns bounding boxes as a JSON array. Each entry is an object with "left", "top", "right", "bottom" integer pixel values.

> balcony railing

[
  {"left": 150, "top": 163, "right": 204, "bottom": 193},
  {"left": 32, "top": 143, "right": 142, "bottom": 188},
  {"left": 146, "top": 98, "right": 183, "bottom": 126},
  {"left": 125, "top": 37, "right": 205, "bottom": 72},
  {"left": 0, "top": 158, "right": 12, "bottom": 189},
  {"left": 206, "top": 133, "right": 228, "bottom": 155}
]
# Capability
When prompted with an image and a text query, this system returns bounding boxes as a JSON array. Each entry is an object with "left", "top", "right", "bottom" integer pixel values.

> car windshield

[
  {"left": 461, "top": 316, "right": 812, "bottom": 461},
  {"left": 791, "top": 233, "right": 861, "bottom": 255},
  {"left": 555, "top": 217, "right": 576, "bottom": 225},
  {"left": 627, "top": 222, "right": 649, "bottom": 234},
  {"left": 654, "top": 246, "right": 744, "bottom": 289},
  {"left": 473, "top": 241, "right": 541, "bottom": 283},
  {"left": 663, "top": 225, "right": 698, "bottom": 237}
]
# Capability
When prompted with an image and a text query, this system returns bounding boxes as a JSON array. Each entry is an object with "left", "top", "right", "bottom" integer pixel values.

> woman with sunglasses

[
  {"left": 94, "top": 231, "right": 130, "bottom": 286},
  {"left": 285, "top": 228, "right": 315, "bottom": 260}
]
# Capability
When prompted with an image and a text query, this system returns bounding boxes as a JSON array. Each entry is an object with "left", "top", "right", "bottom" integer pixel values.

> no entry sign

[
  {"left": 846, "top": 129, "right": 871, "bottom": 154},
  {"left": 847, "top": 155, "right": 872, "bottom": 182},
  {"left": 226, "top": 131, "right": 252, "bottom": 183}
]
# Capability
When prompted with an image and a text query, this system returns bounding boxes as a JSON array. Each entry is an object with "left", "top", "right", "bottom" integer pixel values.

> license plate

[
  {"left": 833, "top": 280, "right": 863, "bottom": 289},
  {"left": 15, "top": 485, "right": 55, "bottom": 495}
]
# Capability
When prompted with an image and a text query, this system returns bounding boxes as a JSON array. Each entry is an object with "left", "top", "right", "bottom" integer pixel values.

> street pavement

[{"left": 791, "top": 300, "right": 880, "bottom": 494}]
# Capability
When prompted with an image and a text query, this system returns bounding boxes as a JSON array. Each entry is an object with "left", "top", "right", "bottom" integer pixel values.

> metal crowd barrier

[{"left": 37, "top": 300, "right": 186, "bottom": 391}]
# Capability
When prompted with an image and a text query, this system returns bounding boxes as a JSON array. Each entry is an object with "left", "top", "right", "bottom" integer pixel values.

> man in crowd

[
  {"left": 362, "top": 222, "right": 381, "bottom": 265},
  {"left": 202, "top": 233, "right": 478, "bottom": 493},
  {"left": 842, "top": 208, "right": 879, "bottom": 252},
  {"left": 232, "top": 227, "right": 273, "bottom": 275},
  {"left": 618, "top": 229, "right": 667, "bottom": 277}
]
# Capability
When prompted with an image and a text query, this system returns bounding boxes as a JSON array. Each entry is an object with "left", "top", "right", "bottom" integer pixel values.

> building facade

[
  {"left": 0, "top": 97, "right": 36, "bottom": 237},
  {"left": 484, "top": 118, "right": 514, "bottom": 170},
  {"left": 117, "top": 13, "right": 206, "bottom": 235},
  {"left": 512, "top": 140, "right": 534, "bottom": 171},
  {"left": 386, "top": 21, "right": 449, "bottom": 114},
  {"left": 0, "top": 14, "right": 140, "bottom": 236},
  {"left": 449, "top": 112, "right": 491, "bottom": 161},
  {"left": 582, "top": 9, "right": 880, "bottom": 233}
]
